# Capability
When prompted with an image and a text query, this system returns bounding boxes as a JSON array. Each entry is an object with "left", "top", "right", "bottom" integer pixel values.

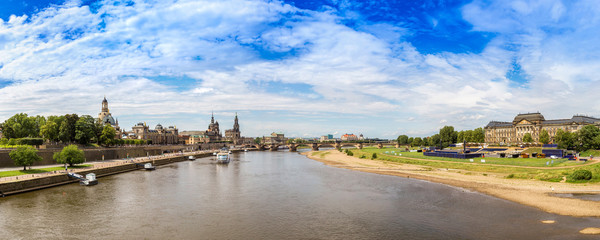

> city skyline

[{"left": 2, "top": 0, "right": 600, "bottom": 138}]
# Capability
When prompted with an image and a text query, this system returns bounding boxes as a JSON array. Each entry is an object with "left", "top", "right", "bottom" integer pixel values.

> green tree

[
  {"left": 407, "top": 137, "right": 414, "bottom": 146},
  {"left": 397, "top": 135, "right": 409, "bottom": 145},
  {"left": 539, "top": 129, "right": 550, "bottom": 144},
  {"left": 439, "top": 126, "right": 457, "bottom": 148},
  {"left": 457, "top": 131, "right": 465, "bottom": 143},
  {"left": 411, "top": 137, "right": 423, "bottom": 147},
  {"left": 53, "top": 145, "right": 85, "bottom": 167},
  {"left": 40, "top": 120, "right": 59, "bottom": 142},
  {"left": 59, "top": 114, "right": 79, "bottom": 143},
  {"left": 522, "top": 133, "right": 533, "bottom": 143},
  {"left": 422, "top": 137, "right": 430, "bottom": 147},
  {"left": 1, "top": 113, "right": 38, "bottom": 139},
  {"left": 99, "top": 125, "right": 116, "bottom": 146},
  {"left": 472, "top": 128, "right": 485, "bottom": 143},
  {"left": 75, "top": 115, "right": 96, "bottom": 145},
  {"left": 430, "top": 134, "right": 441, "bottom": 148},
  {"left": 577, "top": 125, "right": 600, "bottom": 151},
  {"left": 9, "top": 145, "right": 43, "bottom": 170},
  {"left": 254, "top": 137, "right": 261, "bottom": 144},
  {"left": 555, "top": 129, "right": 575, "bottom": 149}
]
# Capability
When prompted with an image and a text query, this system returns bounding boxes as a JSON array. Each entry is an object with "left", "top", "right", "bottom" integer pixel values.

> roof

[
  {"left": 543, "top": 115, "right": 600, "bottom": 125},
  {"left": 513, "top": 112, "right": 545, "bottom": 124},
  {"left": 485, "top": 121, "right": 513, "bottom": 128}
]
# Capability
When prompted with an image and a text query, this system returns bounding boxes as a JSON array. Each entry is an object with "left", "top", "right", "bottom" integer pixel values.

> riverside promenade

[{"left": 0, "top": 149, "right": 245, "bottom": 195}]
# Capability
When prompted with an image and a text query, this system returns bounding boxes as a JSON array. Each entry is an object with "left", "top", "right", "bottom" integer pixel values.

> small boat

[
  {"left": 143, "top": 163, "right": 156, "bottom": 171},
  {"left": 215, "top": 152, "right": 230, "bottom": 164},
  {"left": 68, "top": 172, "right": 98, "bottom": 186},
  {"left": 188, "top": 156, "right": 196, "bottom": 161}
]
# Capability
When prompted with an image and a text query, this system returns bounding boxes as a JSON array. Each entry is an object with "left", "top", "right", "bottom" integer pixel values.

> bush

[
  {"left": 506, "top": 174, "right": 515, "bottom": 179},
  {"left": 7, "top": 138, "right": 17, "bottom": 145},
  {"left": 346, "top": 150, "right": 354, "bottom": 156},
  {"left": 569, "top": 170, "right": 592, "bottom": 181},
  {"left": 359, "top": 155, "right": 366, "bottom": 159},
  {"left": 18, "top": 138, "right": 44, "bottom": 146},
  {"left": 371, "top": 153, "right": 377, "bottom": 159}
]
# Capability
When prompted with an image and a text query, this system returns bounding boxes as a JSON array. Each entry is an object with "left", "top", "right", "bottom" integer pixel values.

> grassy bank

[
  {"left": 0, "top": 165, "right": 92, "bottom": 178},
  {"left": 344, "top": 147, "right": 599, "bottom": 183}
]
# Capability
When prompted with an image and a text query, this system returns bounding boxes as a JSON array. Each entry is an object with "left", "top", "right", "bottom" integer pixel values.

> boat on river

[
  {"left": 215, "top": 151, "right": 230, "bottom": 164},
  {"left": 188, "top": 156, "right": 196, "bottom": 161}
]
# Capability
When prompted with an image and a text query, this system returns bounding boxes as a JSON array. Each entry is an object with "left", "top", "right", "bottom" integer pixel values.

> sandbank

[{"left": 303, "top": 150, "right": 600, "bottom": 218}]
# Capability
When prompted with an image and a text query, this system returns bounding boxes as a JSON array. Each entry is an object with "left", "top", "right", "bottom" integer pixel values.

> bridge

[{"left": 242, "top": 142, "right": 401, "bottom": 152}]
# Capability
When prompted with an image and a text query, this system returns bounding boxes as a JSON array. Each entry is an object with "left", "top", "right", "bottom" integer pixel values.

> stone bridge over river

[{"left": 242, "top": 142, "right": 400, "bottom": 152}]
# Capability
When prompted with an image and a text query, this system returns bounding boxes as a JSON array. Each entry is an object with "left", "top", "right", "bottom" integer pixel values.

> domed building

[{"left": 97, "top": 97, "right": 121, "bottom": 138}]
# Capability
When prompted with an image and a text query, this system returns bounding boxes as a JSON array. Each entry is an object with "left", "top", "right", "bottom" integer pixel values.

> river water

[{"left": 1, "top": 151, "right": 599, "bottom": 239}]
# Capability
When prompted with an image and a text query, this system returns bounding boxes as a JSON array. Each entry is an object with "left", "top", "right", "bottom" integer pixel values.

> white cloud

[{"left": 1, "top": 0, "right": 600, "bottom": 138}]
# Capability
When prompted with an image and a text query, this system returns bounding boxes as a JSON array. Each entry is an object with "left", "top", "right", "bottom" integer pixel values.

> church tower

[
  {"left": 98, "top": 96, "right": 111, "bottom": 121},
  {"left": 233, "top": 113, "right": 239, "bottom": 132}
]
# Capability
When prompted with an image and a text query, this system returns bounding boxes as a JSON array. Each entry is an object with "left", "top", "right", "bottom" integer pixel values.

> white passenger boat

[{"left": 215, "top": 152, "right": 230, "bottom": 164}]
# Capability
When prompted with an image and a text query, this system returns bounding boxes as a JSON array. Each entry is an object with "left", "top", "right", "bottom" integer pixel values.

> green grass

[
  {"left": 0, "top": 164, "right": 92, "bottom": 178},
  {"left": 580, "top": 149, "right": 600, "bottom": 158},
  {"left": 348, "top": 147, "right": 600, "bottom": 183}
]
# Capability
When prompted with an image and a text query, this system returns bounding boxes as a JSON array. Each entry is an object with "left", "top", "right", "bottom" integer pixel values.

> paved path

[{"left": 0, "top": 150, "right": 223, "bottom": 183}]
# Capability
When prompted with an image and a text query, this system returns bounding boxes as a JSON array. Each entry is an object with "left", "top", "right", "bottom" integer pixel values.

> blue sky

[{"left": 1, "top": 0, "right": 600, "bottom": 139}]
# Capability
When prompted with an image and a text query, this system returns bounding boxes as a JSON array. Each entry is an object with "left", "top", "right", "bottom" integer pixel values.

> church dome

[
  {"left": 155, "top": 124, "right": 163, "bottom": 130},
  {"left": 102, "top": 115, "right": 116, "bottom": 125}
]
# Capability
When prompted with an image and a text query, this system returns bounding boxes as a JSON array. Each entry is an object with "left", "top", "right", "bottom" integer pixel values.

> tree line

[
  {"left": 397, "top": 126, "right": 485, "bottom": 148},
  {"left": 0, "top": 113, "right": 147, "bottom": 146}
]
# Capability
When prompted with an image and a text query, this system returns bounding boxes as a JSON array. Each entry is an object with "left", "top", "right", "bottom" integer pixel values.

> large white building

[{"left": 484, "top": 112, "right": 600, "bottom": 144}]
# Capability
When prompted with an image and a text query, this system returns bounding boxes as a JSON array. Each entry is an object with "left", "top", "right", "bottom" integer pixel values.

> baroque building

[
  {"left": 484, "top": 112, "right": 600, "bottom": 145},
  {"left": 131, "top": 122, "right": 179, "bottom": 144},
  {"left": 204, "top": 112, "right": 222, "bottom": 142},
  {"left": 98, "top": 97, "right": 122, "bottom": 138},
  {"left": 224, "top": 113, "right": 241, "bottom": 144}
]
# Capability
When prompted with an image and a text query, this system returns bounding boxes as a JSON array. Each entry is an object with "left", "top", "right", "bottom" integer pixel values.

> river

[{"left": 1, "top": 151, "right": 598, "bottom": 239}]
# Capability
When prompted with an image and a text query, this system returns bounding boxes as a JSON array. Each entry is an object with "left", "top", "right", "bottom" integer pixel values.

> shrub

[
  {"left": 506, "top": 174, "right": 515, "bottom": 179},
  {"left": 18, "top": 138, "right": 44, "bottom": 146},
  {"left": 371, "top": 153, "right": 377, "bottom": 159},
  {"left": 359, "top": 155, "right": 366, "bottom": 159},
  {"left": 569, "top": 170, "right": 592, "bottom": 181},
  {"left": 346, "top": 151, "right": 354, "bottom": 156}
]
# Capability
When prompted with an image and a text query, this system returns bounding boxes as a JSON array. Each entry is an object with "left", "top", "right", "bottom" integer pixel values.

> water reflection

[{"left": 0, "top": 151, "right": 599, "bottom": 239}]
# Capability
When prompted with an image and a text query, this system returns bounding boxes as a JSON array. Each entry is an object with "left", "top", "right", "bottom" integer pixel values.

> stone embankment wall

[
  {"left": 0, "top": 151, "right": 218, "bottom": 196},
  {"left": 0, "top": 145, "right": 189, "bottom": 168}
]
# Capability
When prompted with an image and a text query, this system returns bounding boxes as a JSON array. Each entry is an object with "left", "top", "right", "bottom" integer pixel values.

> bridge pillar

[
  {"left": 312, "top": 143, "right": 319, "bottom": 151},
  {"left": 377, "top": 143, "right": 383, "bottom": 149},
  {"left": 289, "top": 144, "right": 297, "bottom": 152},
  {"left": 255, "top": 144, "right": 265, "bottom": 151},
  {"left": 356, "top": 143, "right": 363, "bottom": 149},
  {"left": 269, "top": 145, "right": 279, "bottom": 151},
  {"left": 334, "top": 142, "right": 341, "bottom": 150}
]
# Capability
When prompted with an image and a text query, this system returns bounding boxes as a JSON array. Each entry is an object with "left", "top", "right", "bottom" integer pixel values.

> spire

[{"left": 211, "top": 111, "right": 214, "bottom": 124}]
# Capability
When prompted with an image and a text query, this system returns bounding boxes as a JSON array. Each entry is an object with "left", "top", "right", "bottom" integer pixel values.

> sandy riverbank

[{"left": 303, "top": 150, "right": 600, "bottom": 218}]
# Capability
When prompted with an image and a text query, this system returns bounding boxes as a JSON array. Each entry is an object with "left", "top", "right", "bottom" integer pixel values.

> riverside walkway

[{"left": 0, "top": 149, "right": 223, "bottom": 183}]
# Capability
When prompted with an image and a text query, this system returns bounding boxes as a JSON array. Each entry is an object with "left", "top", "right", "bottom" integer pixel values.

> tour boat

[
  {"left": 188, "top": 156, "right": 196, "bottom": 161},
  {"left": 215, "top": 152, "right": 230, "bottom": 164}
]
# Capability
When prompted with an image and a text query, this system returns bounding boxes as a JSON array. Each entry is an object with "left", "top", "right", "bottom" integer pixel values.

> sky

[{"left": 1, "top": 0, "right": 600, "bottom": 139}]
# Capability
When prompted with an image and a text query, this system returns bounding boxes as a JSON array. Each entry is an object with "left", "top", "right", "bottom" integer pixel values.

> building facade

[
  {"left": 263, "top": 132, "right": 286, "bottom": 144},
  {"left": 484, "top": 113, "right": 600, "bottom": 145},
  {"left": 341, "top": 133, "right": 358, "bottom": 141},
  {"left": 131, "top": 122, "right": 179, "bottom": 144}
]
